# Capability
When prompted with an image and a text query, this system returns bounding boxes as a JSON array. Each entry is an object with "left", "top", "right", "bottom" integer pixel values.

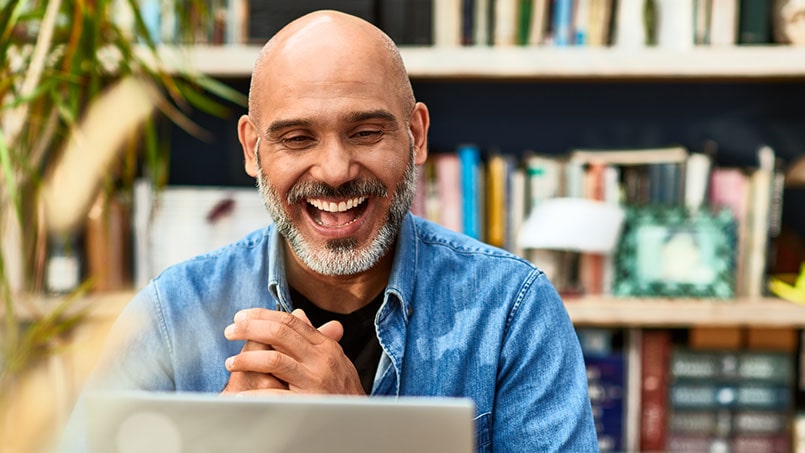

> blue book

[
  {"left": 457, "top": 144, "right": 481, "bottom": 239},
  {"left": 552, "top": 0, "right": 574, "bottom": 46},
  {"left": 585, "top": 354, "right": 626, "bottom": 452}
]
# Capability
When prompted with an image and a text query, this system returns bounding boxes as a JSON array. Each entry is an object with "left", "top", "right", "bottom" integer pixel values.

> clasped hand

[{"left": 221, "top": 308, "right": 365, "bottom": 396}]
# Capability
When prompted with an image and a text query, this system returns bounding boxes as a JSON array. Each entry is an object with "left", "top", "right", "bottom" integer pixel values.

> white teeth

[{"left": 308, "top": 196, "right": 366, "bottom": 213}]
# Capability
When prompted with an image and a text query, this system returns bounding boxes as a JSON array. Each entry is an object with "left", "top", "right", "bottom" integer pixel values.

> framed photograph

[{"left": 613, "top": 206, "right": 736, "bottom": 298}]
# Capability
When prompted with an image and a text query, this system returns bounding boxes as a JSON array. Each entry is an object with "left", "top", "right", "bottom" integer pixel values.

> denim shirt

[{"left": 61, "top": 213, "right": 598, "bottom": 452}]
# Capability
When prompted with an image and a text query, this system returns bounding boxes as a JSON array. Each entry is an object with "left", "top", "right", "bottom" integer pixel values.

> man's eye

[
  {"left": 282, "top": 136, "right": 314, "bottom": 149},
  {"left": 352, "top": 130, "right": 383, "bottom": 143}
]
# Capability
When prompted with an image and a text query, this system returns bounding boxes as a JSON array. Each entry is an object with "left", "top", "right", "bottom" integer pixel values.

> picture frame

[{"left": 613, "top": 206, "right": 736, "bottom": 298}]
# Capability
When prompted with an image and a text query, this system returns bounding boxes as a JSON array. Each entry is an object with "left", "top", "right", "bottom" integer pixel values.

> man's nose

[{"left": 309, "top": 138, "right": 359, "bottom": 187}]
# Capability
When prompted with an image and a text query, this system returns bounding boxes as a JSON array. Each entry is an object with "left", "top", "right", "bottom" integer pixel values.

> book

[
  {"left": 473, "top": 0, "right": 491, "bottom": 46},
  {"left": 528, "top": 0, "right": 550, "bottom": 45},
  {"left": 587, "top": 0, "right": 614, "bottom": 46},
  {"left": 579, "top": 162, "right": 606, "bottom": 295},
  {"left": 551, "top": 0, "right": 575, "bottom": 46},
  {"left": 508, "top": 165, "right": 527, "bottom": 255},
  {"left": 709, "top": 167, "right": 751, "bottom": 297},
  {"left": 458, "top": 144, "right": 482, "bottom": 239},
  {"left": 585, "top": 352, "right": 627, "bottom": 452},
  {"left": 516, "top": 0, "right": 533, "bottom": 45},
  {"left": 638, "top": 329, "right": 672, "bottom": 452},
  {"left": 433, "top": 0, "right": 463, "bottom": 46},
  {"left": 434, "top": 153, "right": 463, "bottom": 233},
  {"left": 486, "top": 153, "right": 509, "bottom": 248},
  {"left": 694, "top": 0, "right": 712, "bottom": 45},
  {"left": 613, "top": 0, "right": 648, "bottom": 47},
  {"left": 745, "top": 146, "right": 775, "bottom": 298},
  {"left": 462, "top": 0, "right": 475, "bottom": 45},
  {"left": 738, "top": 0, "right": 772, "bottom": 44},
  {"left": 570, "top": 146, "right": 688, "bottom": 166},
  {"left": 709, "top": 0, "right": 739, "bottom": 46},
  {"left": 573, "top": 0, "right": 592, "bottom": 45},
  {"left": 493, "top": 0, "right": 518, "bottom": 45}
]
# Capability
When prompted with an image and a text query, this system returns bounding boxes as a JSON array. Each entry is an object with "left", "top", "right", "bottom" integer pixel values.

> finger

[
  {"left": 241, "top": 339, "right": 271, "bottom": 352},
  {"left": 226, "top": 350, "right": 301, "bottom": 380},
  {"left": 318, "top": 320, "right": 344, "bottom": 342},
  {"left": 222, "top": 371, "right": 287, "bottom": 394},
  {"left": 233, "top": 307, "right": 286, "bottom": 322},
  {"left": 291, "top": 308, "right": 312, "bottom": 326},
  {"left": 235, "top": 388, "right": 296, "bottom": 397},
  {"left": 225, "top": 315, "right": 324, "bottom": 353}
]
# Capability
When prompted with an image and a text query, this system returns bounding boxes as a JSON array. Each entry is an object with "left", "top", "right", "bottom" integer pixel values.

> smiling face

[{"left": 239, "top": 12, "right": 429, "bottom": 277}]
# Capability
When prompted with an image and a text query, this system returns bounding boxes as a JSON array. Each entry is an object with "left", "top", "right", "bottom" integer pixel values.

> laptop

[{"left": 85, "top": 391, "right": 475, "bottom": 453}]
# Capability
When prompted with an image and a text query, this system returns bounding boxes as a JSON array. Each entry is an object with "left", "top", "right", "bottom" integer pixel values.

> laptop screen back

[{"left": 85, "top": 391, "right": 475, "bottom": 453}]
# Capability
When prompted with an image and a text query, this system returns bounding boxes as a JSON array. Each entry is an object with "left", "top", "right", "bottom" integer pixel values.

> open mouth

[{"left": 306, "top": 196, "right": 369, "bottom": 228}]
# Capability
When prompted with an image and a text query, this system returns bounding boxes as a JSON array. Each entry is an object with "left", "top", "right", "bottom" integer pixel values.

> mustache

[{"left": 287, "top": 178, "right": 388, "bottom": 204}]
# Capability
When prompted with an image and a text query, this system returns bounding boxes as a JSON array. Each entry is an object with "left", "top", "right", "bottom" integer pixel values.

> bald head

[{"left": 248, "top": 10, "right": 415, "bottom": 122}]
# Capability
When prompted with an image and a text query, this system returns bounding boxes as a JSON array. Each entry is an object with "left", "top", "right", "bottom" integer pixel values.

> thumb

[{"left": 318, "top": 320, "right": 344, "bottom": 342}]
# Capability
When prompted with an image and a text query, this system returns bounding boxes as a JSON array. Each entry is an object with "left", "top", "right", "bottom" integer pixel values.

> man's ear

[
  {"left": 409, "top": 102, "right": 430, "bottom": 166},
  {"left": 238, "top": 115, "right": 260, "bottom": 177}
]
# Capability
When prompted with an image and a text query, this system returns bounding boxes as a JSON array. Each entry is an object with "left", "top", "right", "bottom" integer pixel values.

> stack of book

[{"left": 667, "top": 349, "right": 794, "bottom": 452}]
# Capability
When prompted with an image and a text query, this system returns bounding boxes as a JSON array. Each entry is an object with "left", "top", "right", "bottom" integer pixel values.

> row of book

[
  {"left": 579, "top": 327, "right": 805, "bottom": 452},
  {"left": 432, "top": 0, "right": 793, "bottom": 48},
  {"left": 121, "top": 0, "right": 799, "bottom": 47},
  {"left": 413, "top": 143, "right": 784, "bottom": 299}
]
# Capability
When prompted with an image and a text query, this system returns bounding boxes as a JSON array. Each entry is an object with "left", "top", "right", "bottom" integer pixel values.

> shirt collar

[{"left": 266, "top": 213, "right": 418, "bottom": 321}]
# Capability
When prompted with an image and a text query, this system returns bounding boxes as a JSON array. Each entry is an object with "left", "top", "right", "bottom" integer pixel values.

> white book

[
  {"left": 509, "top": 168, "right": 527, "bottom": 256},
  {"left": 613, "top": 0, "right": 647, "bottom": 48},
  {"left": 474, "top": 0, "right": 490, "bottom": 46},
  {"left": 433, "top": 0, "right": 462, "bottom": 47},
  {"left": 494, "top": 0, "right": 518, "bottom": 46},
  {"left": 226, "top": 0, "right": 249, "bottom": 45},
  {"left": 745, "top": 146, "right": 775, "bottom": 299},
  {"left": 709, "top": 0, "right": 739, "bottom": 46},
  {"left": 694, "top": 0, "right": 712, "bottom": 45},
  {"left": 656, "top": 0, "right": 695, "bottom": 50},
  {"left": 574, "top": 0, "right": 592, "bottom": 45}
]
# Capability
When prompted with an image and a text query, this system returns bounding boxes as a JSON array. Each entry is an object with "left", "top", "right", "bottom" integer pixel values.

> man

[{"left": 61, "top": 10, "right": 598, "bottom": 452}]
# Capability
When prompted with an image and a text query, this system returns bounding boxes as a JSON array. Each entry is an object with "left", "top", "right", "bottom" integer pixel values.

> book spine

[
  {"left": 639, "top": 330, "right": 672, "bottom": 452},
  {"left": 458, "top": 144, "right": 482, "bottom": 239},
  {"left": 434, "top": 153, "right": 463, "bottom": 233},
  {"left": 494, "top": 0, "right": 519, "bottom": 45},
  {"left": 412, "top": 0, "right": 434, "bottom": 45},
  {"left": 434, "top": 0, "right": 463, "bottom": 46},
  {"left": 486, "top": 154, "right": 508, "bottom": 248},
  {"left": 552, "top": 0, "right": 575, "bottom": 46},
  {"left": 613, "top": 0, "right": 647, "bottom": 47},
  {"left": 709, "top": 0, "right": 739, "bottom": 46},
  {"left": 738, "top": 0, "right": 772, "bottom": 44},
  {"left": 528, "top": 0, "right": 550, "bottom": 45}
]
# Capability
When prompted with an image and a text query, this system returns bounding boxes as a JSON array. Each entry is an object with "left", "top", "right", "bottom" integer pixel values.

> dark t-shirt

[{"left": 289, "top": 288, "right": 383, "bottom": 394}]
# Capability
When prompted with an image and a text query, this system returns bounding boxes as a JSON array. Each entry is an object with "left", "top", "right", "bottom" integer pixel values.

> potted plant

[{"left": 0, "top": 1, "right": 244, "bottom": 450}]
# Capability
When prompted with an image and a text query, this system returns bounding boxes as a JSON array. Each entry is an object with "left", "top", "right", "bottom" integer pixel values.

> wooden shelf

[
  {"left": 565, "top": 296, "right": 805, "bottom": 328},
  {"left": 157, "top": 45, "right": 805, "bottom": 80},
  {"left": 7, "top": 291, "right": 805, "bottom": 328},
  {"left": 5, "top": 291, "right": 131, "bottom": 322}
]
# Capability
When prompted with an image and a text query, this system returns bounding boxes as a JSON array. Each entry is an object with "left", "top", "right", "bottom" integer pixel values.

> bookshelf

[{"left": 159, "top": 45, "right": 805, "bottom": 79}]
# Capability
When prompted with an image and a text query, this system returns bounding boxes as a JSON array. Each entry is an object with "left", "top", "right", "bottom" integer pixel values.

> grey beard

[{"left": 255, "top": 141, "right": 417, "bottom": 276}]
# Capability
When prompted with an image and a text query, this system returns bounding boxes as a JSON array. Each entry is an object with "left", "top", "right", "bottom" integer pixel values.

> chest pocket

[{"left": 474, "top": 411, "right": 491, "bottom": 452}]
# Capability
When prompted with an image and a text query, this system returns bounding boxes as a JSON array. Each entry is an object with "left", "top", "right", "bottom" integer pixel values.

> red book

[{"left": 639, "top": 329, "right": 672, "bottom": 452}]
